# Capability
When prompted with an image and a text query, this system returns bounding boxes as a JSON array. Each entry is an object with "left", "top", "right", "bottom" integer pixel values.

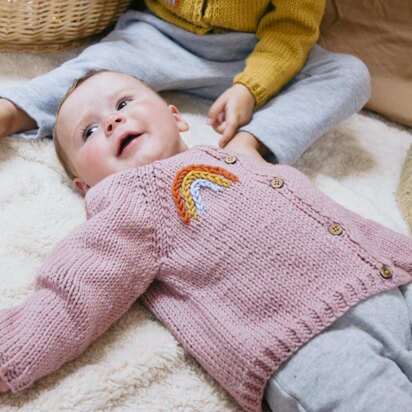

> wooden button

[
  {"left": 328, "top": 223, "right": 343, "bottom": 236},
  {"left": 271, "top": 178, "right": 284, "bottom": 189},
  {"left": 224, "top": 155, "right": 237, "bottom": 164},
  {"left": 379, "top": 265, "right": 393, "bottom": 279}
]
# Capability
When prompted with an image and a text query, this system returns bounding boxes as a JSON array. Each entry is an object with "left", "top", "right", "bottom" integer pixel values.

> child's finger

[
  {"left": 208, "top": 111, "right": 225, "bottom": 130},
  {"left": 225, "top": 110, "right": 239, "bottom": 137},
  {"left": 208, "top": 117, "right": 226, "bottom": 134},
  {"left": 220, "top": 127, "right": 237, "bottom": 146},
  {"left": 219, "top": 130, "right": 236, "bottom": 147},
  {"left": 208, "top": 98, "right": 226, "bottom": 125},
  {"left": 219, "top": 115, "right": 238, "bottom": 146},
  {"left": 208, "top": 106, "right": 227, "bottom": 135},
  {"left": 216, "top": 121, "right": 226, "bottom": 134},
  {"left": 209, "top": 112, "right": 224, "bottom": 129}
]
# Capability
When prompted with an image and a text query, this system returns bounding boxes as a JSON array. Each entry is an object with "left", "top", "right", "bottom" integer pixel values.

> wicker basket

[{"left": 0, "top": 0, "right": 132, "bottom": 52}]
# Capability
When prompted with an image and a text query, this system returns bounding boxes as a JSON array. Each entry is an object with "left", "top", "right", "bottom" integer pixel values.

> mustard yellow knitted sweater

[{"left": 144, "top": 0, "right": 326, "bottom": 106}]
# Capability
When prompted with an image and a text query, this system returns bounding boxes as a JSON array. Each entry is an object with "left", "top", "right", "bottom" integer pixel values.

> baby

[
  {"left": 53, "top": 70, "right": 266, "bottom": 193},
  {"left": 0, "top": 71, "right": 411, "bottom": 412}
]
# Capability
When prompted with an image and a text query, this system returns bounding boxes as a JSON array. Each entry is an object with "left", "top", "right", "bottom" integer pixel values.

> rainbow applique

[{"left": 171, "top": 164, "right": 239, "bottom": 224}]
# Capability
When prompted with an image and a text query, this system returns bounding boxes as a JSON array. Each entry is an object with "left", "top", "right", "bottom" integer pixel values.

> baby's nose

[{"left": 104, "top": 114, "right": 125, "bottom": 134}]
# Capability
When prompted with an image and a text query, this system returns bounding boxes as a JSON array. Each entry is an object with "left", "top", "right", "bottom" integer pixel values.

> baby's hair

[{"left": 53, "top": 69, "right": 109, "bottom": 181}]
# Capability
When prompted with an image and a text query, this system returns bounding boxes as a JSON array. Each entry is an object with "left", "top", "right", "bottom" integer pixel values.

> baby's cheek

[{"left": 84, "top": 147, "right": 115, "bottom": 185}]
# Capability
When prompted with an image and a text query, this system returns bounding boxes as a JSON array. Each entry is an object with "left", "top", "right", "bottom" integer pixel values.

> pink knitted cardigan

[{"left": 0, "top": 146, "right": 411, "bottom": 411}]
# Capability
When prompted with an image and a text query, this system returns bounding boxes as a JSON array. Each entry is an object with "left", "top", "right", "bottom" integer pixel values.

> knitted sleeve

[
  {"left": 234, "top": 0, "right": 326, "bottom": 107},
  {"left": 0, "top": 183, "right": 159, "bottom": 392}
]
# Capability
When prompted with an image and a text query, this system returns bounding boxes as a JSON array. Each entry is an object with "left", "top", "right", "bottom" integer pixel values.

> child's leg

[
  {"left": 0, "top": 10, "right": 249, "bottom": 139},
  {"left": 239, "top": 45, "right": 371, "bottom": 165},
  {"left": 400, "top": 282, "right": 412, "bottom": 332},
  {"left": 1, "top": 10, "right": 369, "bottom": 164},
  {"left": 265, "top": 287, "right": 412, "bottom": 412}
]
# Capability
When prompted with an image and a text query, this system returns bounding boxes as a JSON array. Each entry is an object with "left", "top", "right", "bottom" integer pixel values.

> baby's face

[{"left": 56, "top": 71, "right": 189, "bottom": 192}]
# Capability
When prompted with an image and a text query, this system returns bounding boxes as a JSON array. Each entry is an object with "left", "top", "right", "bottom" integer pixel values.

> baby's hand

[
  {"left": 224, "top": 131, "right": 269, "bottom": 163},
  {"left": 208, "top": 84, "right": 255, "bottom": 148},
  {"left": 0, "top": 98, "right": 36, "bottom": 137},
  {"left": 0, "top": 379, "right": 10, "bottom": 393}
]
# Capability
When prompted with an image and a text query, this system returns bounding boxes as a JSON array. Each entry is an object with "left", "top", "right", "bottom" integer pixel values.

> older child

[
  {"left": 1, "top": 71, "right": 411, "bottom": 412},
  {"left": 0, "top": 1, "right": 370, "bottom": 165}
]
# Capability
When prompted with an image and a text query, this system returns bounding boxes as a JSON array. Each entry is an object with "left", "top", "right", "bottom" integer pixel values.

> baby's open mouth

[{"left": 117, "top": 132, "right": 142, "bottom": 156}]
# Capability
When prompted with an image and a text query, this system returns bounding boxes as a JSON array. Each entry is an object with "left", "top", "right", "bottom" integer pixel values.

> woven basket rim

[{"left": 0, "top": 0, "right": 131, "bottom": 53}]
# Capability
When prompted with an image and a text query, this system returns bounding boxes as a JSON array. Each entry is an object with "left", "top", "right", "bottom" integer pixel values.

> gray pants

[
  {"left": 265, "top": 283, "right": 412, "bottom": 411},
  {"left": 0, "top": 10, "right": 370, "bottom": 164}
]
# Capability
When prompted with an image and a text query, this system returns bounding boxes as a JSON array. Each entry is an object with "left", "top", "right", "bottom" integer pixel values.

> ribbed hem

[
  {"left": 233, "top": 270, "right": 411, "bottom": 412},
  {"left": 0, "top": 353, "right": 15, "bottom": 393}
]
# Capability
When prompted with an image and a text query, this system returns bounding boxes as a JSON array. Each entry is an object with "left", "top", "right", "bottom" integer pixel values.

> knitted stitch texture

[
  {"left": 0, "top": 146, "right": 411, "bottom": 412},
  {"left": 144, "top": 0, "right": 325, "bottom": 106}
]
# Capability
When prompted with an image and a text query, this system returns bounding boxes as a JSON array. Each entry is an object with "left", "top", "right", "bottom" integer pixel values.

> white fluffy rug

[{"left": 0, "top": 48, "right": 411, "bottom": 411}]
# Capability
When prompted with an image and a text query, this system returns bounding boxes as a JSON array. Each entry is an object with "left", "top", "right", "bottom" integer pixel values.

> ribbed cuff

[{"left": 233, "top": 76, "right": 270, "bottom": 108}]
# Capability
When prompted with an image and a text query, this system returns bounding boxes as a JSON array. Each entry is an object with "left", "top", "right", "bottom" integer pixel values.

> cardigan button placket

[
  {"left": 271, "top": 177, "right": 284, "bottom": 189},
  {"left": 224, "top": 155, "right": 237, "bottom": 164},
  {"left": 379, "top": 265, "right": 393, "bottom": 279},
  {"left": 328, "top": 223, "right": 343, "bottom": 236}
]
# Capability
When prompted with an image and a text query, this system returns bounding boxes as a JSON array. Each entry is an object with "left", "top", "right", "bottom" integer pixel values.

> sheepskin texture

[
  {"left": 397, "top": 145, "right": 412, "bottom": 232},
  {"left": 0, "top": 48, "right": 411, "bottom": 411}
]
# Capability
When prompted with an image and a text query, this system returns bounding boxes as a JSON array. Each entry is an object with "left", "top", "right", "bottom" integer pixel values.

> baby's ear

[
  {"left": 73, "top": 178, "right": 90, "bottom": 194},
  {"left": 168, "top": 105, "right": 190, "bottom": 132}
]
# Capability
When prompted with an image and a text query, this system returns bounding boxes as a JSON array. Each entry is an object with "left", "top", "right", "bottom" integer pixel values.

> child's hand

[
  {"left": 208, "top": 84, "right": 255, "bottom": 148},
  {"left": 0, "top": 379, "right": 9, "bottom": 393},
  {"left": 0, "top": 98, "right": 36, "bottom": 137},
  {"left": 224, "top": 131, "right": 269, "bottom": 163}
]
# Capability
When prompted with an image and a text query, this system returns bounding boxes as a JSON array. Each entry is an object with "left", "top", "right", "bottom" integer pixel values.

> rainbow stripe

[{"left": 172, "top": 164, "right": 239, "bottom": 224}]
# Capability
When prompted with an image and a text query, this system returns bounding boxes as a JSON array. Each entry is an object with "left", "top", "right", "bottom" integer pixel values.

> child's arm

[
  {"left": 0, "top": 99, "right": 36, "bottom": 138},
  {"left": 208, "top": 0, "right": 325, "bottom": 144},
  {"left": 0, "top": 43, "right": 117, "bottom": 139},
  {"left": 235, "top": 0, "right": 326, "bottom": 106},
  {"left": 0, "top": 13, "right": 148, "bottom": 139},
  {"left": 0, "top": 184, "right": 159, "bottom": 393}
]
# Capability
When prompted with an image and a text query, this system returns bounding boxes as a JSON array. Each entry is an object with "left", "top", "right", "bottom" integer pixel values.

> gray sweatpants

[
  {"left": 0, "top": 10, "right": 371, "bottom": 164},
  {"left": 265, "top": 283, "right": 412, "bottom": 411}
]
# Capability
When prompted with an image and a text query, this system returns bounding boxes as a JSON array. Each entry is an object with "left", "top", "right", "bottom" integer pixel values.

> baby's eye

[
  {"left": 82, "top": 125, "right": 98, "bottom": 141},
  {"left": 116, "top": 97, "right": 131, "bottom": 111}
]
